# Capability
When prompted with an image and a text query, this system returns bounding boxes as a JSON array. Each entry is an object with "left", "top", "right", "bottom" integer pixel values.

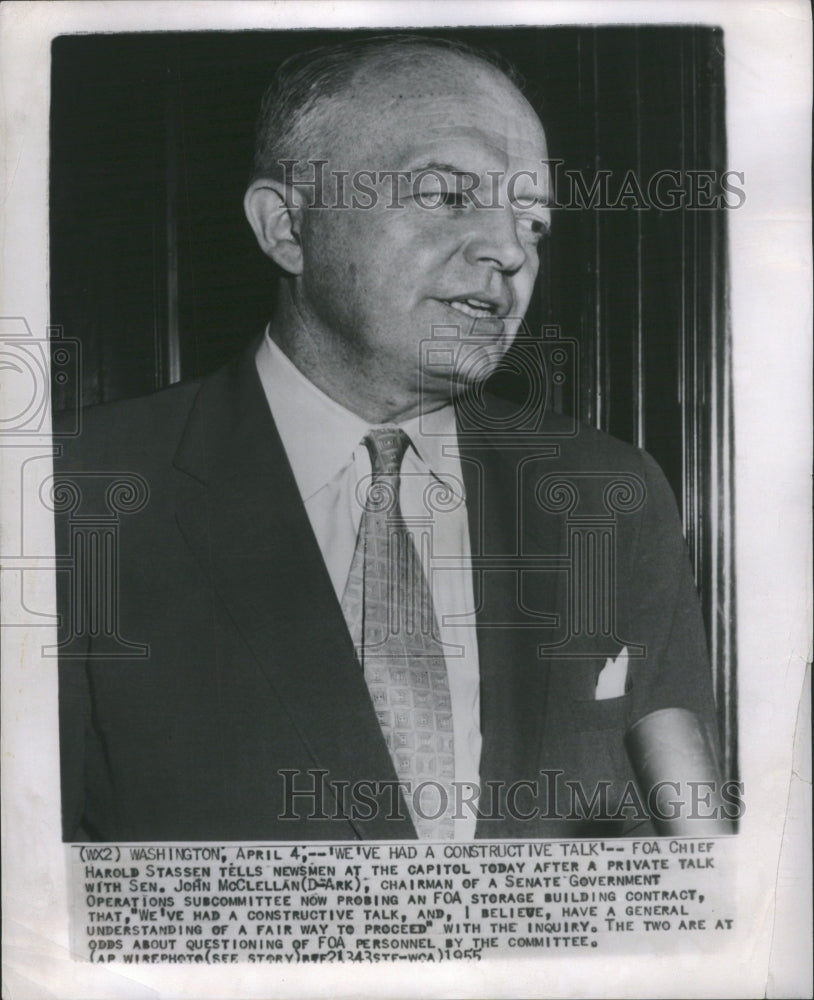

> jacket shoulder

[
  {"left": 470, "top": 390, "right": 654, "bottom": 474},
  {"left": 53, "top": 380, "right": 202, "bottom": 469}
]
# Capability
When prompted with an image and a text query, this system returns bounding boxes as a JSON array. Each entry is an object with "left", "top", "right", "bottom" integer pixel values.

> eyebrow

[{"left": 411, "top": 160, "right": 472, "bottom": 175}]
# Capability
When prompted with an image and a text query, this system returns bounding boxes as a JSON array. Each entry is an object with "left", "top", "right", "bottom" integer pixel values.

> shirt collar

[
  {"left": 400, "top": 405, "right": 459, "bottom": 479},
  {"left": 255, "top": 328, "right": 460, "bottom": 500}
]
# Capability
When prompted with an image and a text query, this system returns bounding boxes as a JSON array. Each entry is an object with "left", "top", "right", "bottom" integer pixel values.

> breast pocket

[
  {"left": 569, "top": 691, "right": 633, "bottom": 732},
  {"left": 540, "top": 660, "right": 640, "bottom": 826},
  {"left": 563, "top": 648, "right": 633, "bottom": 731}
]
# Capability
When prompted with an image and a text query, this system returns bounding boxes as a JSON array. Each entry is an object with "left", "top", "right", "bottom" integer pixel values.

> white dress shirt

[{"left": 256, "top": 332, "right": 481, "bottom": 838}]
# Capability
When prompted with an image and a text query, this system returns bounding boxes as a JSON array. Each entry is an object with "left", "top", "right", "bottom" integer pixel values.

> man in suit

[{"left": 56, "top": 35, "right": 721, "bottom": 842}]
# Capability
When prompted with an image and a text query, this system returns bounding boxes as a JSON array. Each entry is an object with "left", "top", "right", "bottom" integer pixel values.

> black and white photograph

[
  {"left": 50, "top": 24, "right": 738, "bottom": 844},
  {"left": 1, "top": 2, "right": 811, "bottom": 998}
]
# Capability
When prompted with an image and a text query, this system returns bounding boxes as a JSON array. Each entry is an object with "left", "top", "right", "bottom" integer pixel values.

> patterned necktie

[{"left": 341, "top": 427, "right": 455, "bottom": 839}]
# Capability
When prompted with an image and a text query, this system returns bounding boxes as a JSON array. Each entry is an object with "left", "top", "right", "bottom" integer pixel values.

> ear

[{"left": 244, "top": 179, "right": 304, "bottom": 275}]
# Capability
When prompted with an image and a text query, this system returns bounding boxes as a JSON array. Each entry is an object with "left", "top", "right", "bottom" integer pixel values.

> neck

[{"left": 267, "top": 289, "right": 453, "bottom": 424}]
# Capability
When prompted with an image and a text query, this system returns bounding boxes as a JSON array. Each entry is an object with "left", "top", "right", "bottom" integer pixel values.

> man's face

[{"left": 294, "top": 55, "right": 551, "bottom": 411}]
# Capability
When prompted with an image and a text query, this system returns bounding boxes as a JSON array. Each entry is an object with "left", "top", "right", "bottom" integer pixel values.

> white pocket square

[{"left": 595, "top": 646, "right": 629, "bottom": 700}]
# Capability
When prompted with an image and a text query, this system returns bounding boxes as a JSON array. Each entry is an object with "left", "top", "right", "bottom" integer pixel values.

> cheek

[
  {"left": 307, "top": 212, "right": 383, "bottom": 281},
  {"left": 513, "top": 257, "right": 539, "bottom": 309},
  {"left": 304, "top": 212, "right": 351, "bottom": 272},
  {"left": 301, "top": 217, "right": 365, "bottom": 312},
  {"left": 301, "top": 207, "right": 438, "bottom": 325}
]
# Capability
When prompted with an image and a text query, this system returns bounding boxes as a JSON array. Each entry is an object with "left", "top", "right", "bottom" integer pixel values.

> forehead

[{"left": 329, "top": 54, "right": 548, "bottom": 173}]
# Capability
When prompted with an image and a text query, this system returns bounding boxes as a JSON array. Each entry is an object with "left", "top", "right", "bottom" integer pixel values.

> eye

[
  {"left": 411, "top": 185, "right": 470, "bottom": 210},
  {"left": 409, "top": 172, "right": 477, "bottom": 211},
  {"left": 516, "top": 214, "right": 549, "bottom": 242}
]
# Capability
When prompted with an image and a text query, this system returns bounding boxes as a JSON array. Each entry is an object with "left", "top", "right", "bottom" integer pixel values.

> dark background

[{"left": 49, "top": 26, "right": 736, "bottom": 778}]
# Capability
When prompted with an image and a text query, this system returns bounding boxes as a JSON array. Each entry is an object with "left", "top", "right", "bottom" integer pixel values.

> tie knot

[{"left": 365, "top": 426, "right": 410, "bottom": 479}]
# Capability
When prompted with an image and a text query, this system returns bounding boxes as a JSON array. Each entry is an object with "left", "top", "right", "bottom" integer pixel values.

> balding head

[{"left": 251, "top": 35, "right": 538, "bottom": 184}]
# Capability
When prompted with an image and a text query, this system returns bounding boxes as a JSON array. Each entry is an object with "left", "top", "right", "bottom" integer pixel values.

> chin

[{"left": 452, "top": 340, "right": 510, "bottom": 385}]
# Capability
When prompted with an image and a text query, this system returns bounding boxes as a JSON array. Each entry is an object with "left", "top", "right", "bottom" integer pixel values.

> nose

[{"left": 462, "top": 207, "right": 527, "bottom": 274}]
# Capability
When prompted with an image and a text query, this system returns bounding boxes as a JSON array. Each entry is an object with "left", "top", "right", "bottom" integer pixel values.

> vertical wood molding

[
  {"left": 162, "top": 54, "right": 182, "bottom": 388},
  {"left": 560, "top": 27, "right": 736, "bottom": 777}
]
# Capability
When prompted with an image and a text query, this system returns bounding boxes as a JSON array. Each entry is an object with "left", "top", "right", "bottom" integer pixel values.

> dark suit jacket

[{"left": 56, "top": 341, "right": 719, "bottom": 841}]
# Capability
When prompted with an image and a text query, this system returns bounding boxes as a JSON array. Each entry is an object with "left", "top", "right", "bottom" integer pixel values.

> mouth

[{"left": 442, "top": 294, "right": 507, "bottom": 320}]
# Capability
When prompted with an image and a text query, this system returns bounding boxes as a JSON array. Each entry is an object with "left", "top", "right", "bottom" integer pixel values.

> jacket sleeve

[{"left": 620, "top": 449, "right": 722, "bottom": 752}]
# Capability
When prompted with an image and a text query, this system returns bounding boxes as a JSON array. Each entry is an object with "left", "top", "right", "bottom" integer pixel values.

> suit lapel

[{"left": 172, "top": 345, "right": 415, "bottom": 839}]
